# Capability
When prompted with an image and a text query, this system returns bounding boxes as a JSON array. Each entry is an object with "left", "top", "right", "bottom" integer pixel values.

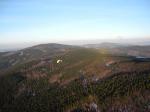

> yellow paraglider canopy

[{"left": 57, "top": 60, "right": 62, "bottom": 64}]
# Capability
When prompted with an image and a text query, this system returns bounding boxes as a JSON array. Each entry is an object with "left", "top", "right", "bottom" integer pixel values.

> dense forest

[{"left": 0, "top": 70, "right": 149, "bottom": 112}]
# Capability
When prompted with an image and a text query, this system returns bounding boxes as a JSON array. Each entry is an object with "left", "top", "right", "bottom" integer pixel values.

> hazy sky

[{"left": 0, "top": 0, "right": 150, "bottom": 45}]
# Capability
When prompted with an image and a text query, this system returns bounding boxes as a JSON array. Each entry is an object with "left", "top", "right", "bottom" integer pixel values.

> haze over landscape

[
  {"left": 0, "top": 0, "right": 150, "bottom": 112},
  {"left": 0, "top": 0, "right": 150, "bottom": 51}
]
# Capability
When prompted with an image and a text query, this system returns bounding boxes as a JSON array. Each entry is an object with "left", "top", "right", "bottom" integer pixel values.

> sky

[{"left": 0, "top": 0, "right": 150, "bottom": 48}]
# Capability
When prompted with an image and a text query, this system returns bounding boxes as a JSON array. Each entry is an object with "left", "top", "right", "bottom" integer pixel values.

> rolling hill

[
  {"left": 0, "top": 43, "right": 150, "bottom": 112},
  {"left": 0, "top": 43, "right": 79, "bottom": 73}
]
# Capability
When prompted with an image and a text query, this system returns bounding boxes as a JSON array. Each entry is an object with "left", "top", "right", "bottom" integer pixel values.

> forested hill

[{"left": 0, "top": 43, "right": 150, "bottom": 112}]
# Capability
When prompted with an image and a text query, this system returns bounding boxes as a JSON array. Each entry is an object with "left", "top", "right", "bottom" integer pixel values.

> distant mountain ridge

[
  {"left": 84, "top": 42, "right": 150, "bottom": 57},
  {"left": 84, "top": 42, "right": 129, "bottom": 48}
]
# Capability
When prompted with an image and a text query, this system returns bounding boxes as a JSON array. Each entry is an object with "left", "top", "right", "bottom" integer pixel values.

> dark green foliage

[{"left": 0, "top": 71, "right": 149, "bottom": 112}]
